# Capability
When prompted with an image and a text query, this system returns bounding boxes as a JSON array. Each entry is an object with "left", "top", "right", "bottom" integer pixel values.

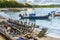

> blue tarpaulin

[{"left": 29, "top": 14, "right": 36, "bottom": 17}]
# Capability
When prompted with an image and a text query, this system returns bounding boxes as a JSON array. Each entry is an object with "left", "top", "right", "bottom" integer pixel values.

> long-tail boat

[{"left": 19, "top": 13, "right": 51, "bottom": 19}]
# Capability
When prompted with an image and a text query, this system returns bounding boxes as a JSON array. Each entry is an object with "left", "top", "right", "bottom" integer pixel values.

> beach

[{"left": 36, "top": 36, "right": 60, "bottom": 40}]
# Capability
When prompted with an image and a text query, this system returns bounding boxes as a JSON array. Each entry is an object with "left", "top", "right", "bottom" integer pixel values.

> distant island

[{"left": 0, "top": 1, "right": 60, "bottom": 8}]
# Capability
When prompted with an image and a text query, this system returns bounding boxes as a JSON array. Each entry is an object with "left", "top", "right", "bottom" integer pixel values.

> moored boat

[
  {"left": 55, "top": 14, "right": 60, "bottom": 16},
  {"left": 21, "top": 15, "right": 49, "bottom": 19},
  {"left": 51, "top": 11, "right": 60, "bottom": 17},
  {"left": 19, "top": 13, "right": 51, "bottom": 19}
]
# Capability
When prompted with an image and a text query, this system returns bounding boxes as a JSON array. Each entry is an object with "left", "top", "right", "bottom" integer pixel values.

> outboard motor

[
  {"left": 51, "top": 11, "right": 56, "bottom": 17},
  {"left": 48, "top": 13, "right": 51, "bottom": 16}
]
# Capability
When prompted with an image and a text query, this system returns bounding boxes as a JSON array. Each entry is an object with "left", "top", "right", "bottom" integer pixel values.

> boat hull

[
  {"left": 21, "top": 16, "right": 49, "bottom": 19},
  {"left": 55, "top": 14, "right": 60, "bottom": 16}
]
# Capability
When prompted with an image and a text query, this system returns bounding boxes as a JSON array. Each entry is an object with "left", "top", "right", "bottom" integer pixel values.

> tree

[{"left": 0, "top": 0, "right": 7, "bottom": 2}]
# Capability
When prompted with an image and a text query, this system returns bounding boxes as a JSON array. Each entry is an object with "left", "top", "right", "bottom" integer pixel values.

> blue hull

[
  {"left": 21, "top": 16, "right": 49, "bottom": 19},
  {"left": 19, "top": 13, "right": 51, "bottom": 19}
]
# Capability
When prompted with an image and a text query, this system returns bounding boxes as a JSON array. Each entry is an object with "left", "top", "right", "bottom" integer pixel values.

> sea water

[{"left": 0, "top": 8, "right": 60, "bottom": 38}]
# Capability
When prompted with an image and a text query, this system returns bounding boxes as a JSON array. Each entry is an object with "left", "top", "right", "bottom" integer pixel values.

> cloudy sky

[{"left": 16, "top": 0, "right": 60, "bottom": 5}]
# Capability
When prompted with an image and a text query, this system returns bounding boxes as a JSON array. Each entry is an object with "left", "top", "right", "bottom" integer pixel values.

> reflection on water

[{"left": 0, "top": 8, "right": 60, "bottom": 38}]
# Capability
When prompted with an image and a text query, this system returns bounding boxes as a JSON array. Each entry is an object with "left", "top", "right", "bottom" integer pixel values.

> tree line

[
  {"left": 0, "top": 1, "right": 60, "bottom": 8},
  {"left": 0, "top": 1, "right": 32, "bottom": 8}
]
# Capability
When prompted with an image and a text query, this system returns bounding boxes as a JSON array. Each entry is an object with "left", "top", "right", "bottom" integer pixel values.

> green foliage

[
  {"left": 38, "top": 28, "right": 48, "bottom": 38},
  {"left": 0, "top": 1, "right": 32, "bottom": 8},
  {"left": 0, "top": 1, "right": 60, "bottom": 8}
]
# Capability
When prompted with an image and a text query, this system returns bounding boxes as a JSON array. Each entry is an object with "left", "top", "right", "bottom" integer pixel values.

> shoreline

[
  {"left": 37, "top": 36, "right": 60, "bottom": 40},
  {"left": 46, "top": 34, "right": 60, "bottom": 39}
]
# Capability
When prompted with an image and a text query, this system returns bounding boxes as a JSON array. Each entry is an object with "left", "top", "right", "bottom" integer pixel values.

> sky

[{"left": 16, "top": 0, "right": 60, "bottom": 5}]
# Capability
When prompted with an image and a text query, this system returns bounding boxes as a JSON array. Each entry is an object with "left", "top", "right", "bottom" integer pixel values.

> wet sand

[{"left": 36, "top": 36, "right": 60, "bottom": 40}]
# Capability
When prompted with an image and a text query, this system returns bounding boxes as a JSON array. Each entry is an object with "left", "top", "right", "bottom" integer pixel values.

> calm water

[{"left": 0, "top": 8, "right": 60, "bottom": 38}]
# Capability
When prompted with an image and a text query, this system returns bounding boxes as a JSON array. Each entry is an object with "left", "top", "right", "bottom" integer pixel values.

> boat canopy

[{"left": 29, "top": 14, "right": 36, "bottom": 17}]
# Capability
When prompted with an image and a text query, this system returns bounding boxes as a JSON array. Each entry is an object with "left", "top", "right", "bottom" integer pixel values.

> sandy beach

[
  {"left": 37, "top": 36, "right": 60, "bottom": 40},
  {"left": 0, "top": 34, "right": 7, "bottom": 40}
]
